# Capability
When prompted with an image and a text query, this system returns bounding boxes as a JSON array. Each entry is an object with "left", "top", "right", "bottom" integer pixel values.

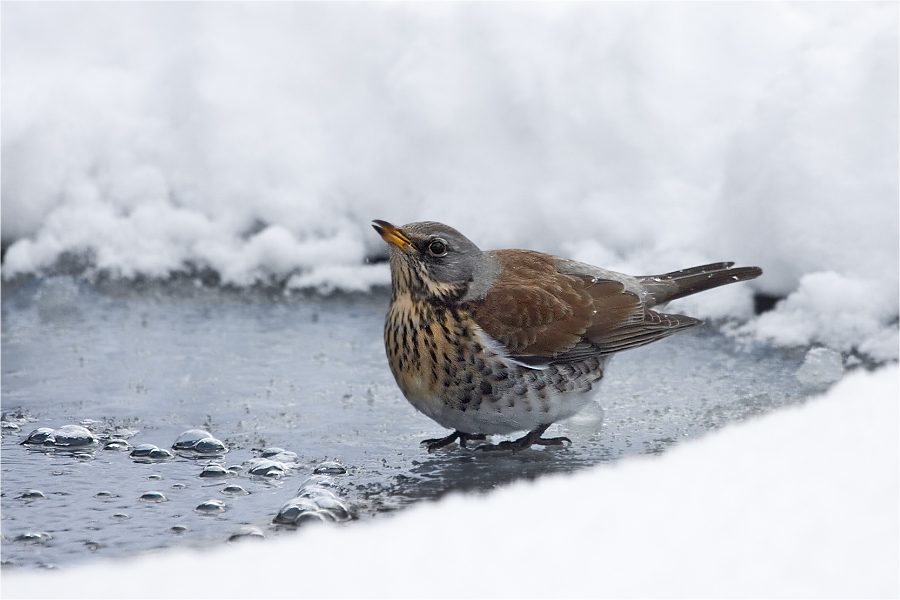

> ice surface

[
  {"left": 0, "top": 275, "right": 824, "bottom": 571},
  {"left": 2, "top": 2, "right": 897, "bottom": 358},
  {"left": 3, "top": 365, "right": 896, "bottom": 598}
]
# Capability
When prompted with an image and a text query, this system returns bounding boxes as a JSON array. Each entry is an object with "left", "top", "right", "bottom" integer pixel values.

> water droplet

[
  {"left": 169, "top": 525, "right": 189, "bottom": 534},
  {"left": 95, "top": 491, "right": 118, "bottom": 499},
  {"left": 172, "top": 429, "right": 228, "bottom": 457},
  {"left": 259, "top": 447, "right": 299, "bottom": 462},
  {"left": 111, "top": 513, "right": 130, "bottom": 520},
  {"left": 130, "top": 444, "right": 173, "bottom": 462},
  {"left": 221, "top": 484, "right": 250, "bottom": 496},
  {"left": 52, "top": 424, "right": 96, "bottom": 447},
  {"left": 21, "top": 427, "right": 56, "bottom": 445},
  {"left": 193, "top": 438, "right": 227, "bottom": 455},
  {"left": 172, "top": 429, "right": 213, "bottom": 449},
  {"left": 245, "top": 458, "right": 288, "bottom": 478},
  {"left": 199, "top": 464, "right": 229, "bottom": 478},
  {"left": 228, "top": 526, "right": 265, "bottom": 542},
  {"left": 273, "top": 498, "right": 322, "bottom": 525},
  {"left": 313, "top": 460, "right": 347, "bottom": 475},
  {"left": 298, "top": 474, "right": 339, "bottom": 490},
  {"left": 140, "top": 491, "right": 167, "bottom": 503},
  {"left": 84, "top": 541, "right": 102, "bottom": 551},
  {"left": 148, "top": 474, "right": 163, "bottom": 481},
  {"left": 17, "top": 490, "right": 47, "bottom": 501},
  {"left": 15, "top": 532, "right": 52, "bottom": 544},
  {"left": 103, "top": 439, "right": 132, "bottom": 451},
  {"left": 171, "top": 483, "right": 187, "bottom": 490},
  {"left": 194, "top": 499, "right": 226, "bottom": 514}
]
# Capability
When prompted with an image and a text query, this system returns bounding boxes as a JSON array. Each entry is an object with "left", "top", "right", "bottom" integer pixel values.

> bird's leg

[
  {"left": 421, "top": 430, "right": 487, "bottom": 452},
  {"left": 475, "top": 424, "right": 571, "bottom": 453}
]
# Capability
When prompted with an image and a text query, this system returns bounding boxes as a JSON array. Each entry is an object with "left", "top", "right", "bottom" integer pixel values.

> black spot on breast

[{"left": 479, "top": 380, "right": 493, "bottom": 396}]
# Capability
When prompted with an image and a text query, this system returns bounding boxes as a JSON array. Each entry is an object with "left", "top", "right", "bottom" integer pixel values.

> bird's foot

[
  {"left": 475, "top": 424, "right": 571, "bottom": 454},
  {"left": 421, "top": 431, "right": 487, "bottom": 452}
]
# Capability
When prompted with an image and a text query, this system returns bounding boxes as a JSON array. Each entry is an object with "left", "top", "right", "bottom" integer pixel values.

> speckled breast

[{"left": 383, "top": 293, "right": 608, "bottom": 435}]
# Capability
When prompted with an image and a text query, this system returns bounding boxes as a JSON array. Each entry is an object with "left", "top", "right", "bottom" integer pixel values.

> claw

[
  {"left": 475, "top": 424, "right": 570, "bottom": 453},
  {"left": 421, "top": 431, "right": 486, "bottom": 452}
]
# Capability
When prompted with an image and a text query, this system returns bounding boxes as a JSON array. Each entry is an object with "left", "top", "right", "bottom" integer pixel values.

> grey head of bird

[{"left": 372, "top": 220, "right": 499, "bottom": 304}]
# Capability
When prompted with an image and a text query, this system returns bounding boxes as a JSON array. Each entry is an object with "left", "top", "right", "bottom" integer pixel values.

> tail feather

[{"left": 639, "top": 263, "right": 762, "bottom": 307}]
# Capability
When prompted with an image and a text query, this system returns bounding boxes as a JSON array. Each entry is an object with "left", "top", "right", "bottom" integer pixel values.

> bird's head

[{"left": 372, "top": 220, "right": 495, "bottom": 304}]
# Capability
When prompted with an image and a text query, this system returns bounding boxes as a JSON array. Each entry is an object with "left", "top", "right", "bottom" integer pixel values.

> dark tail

[{"left": 639, "top": 262, "right": 762, "bottom": 307}]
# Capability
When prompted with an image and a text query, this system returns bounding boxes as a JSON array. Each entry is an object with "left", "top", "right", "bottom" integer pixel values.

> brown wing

[{"left": 473, "top": 250, "right": 702, "bottom": 365}]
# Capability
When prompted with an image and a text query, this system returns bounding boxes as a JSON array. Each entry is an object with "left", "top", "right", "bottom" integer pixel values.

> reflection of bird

[{"left": 373, "top": 220, "right": 762, "bottom": 453}]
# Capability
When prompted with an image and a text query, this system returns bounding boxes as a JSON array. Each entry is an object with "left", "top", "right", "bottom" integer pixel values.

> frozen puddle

[{"left": 2, "top": 275, "right": 829, "bottom": 569}]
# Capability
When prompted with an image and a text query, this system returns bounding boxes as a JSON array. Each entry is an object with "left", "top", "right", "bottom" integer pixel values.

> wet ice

[{"left": 0, "top": 278, "right": 855, "bottom": 570}]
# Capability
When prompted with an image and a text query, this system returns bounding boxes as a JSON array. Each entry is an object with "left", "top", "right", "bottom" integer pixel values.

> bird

[{"left": 372, "top": 219, "right": 762, "bottom": 453}]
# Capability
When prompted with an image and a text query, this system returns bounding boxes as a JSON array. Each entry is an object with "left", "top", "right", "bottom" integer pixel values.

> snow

[
  {"left": 1, "top": 2, "right": 897, "bottom": 359},
  {"left": 3, "top": 365, "right": 896, "bottom": 599},
  {"left": 1, "top": 4, "right": 898, "bottom": 594}
]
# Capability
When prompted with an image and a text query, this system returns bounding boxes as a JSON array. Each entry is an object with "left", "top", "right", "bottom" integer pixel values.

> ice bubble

[
  {"left": 313, "top": 460, "right": 347, "bottom": 475},
  {"left": 21, "top": 427, "right": 57, "bottom": 445},
  {"left": 17, "top": 490, "right": 47, "bottom": 501},
  {"left": 259, "top": 447, "right": 287, "bottom": 457},
  {"left": 228, "top": 526, "right": 266, "bottom": 542},
  {"left": 275, "top": 482, "right": 352, "bottom": 525},
  {"left": 199, "top": 464, "right": 229, "bottom": 478},
  {"left": 296, "top": 487, "right": 339, "bottom": 502},
  {"left": 173, "top": 429, "right": 213, "bottom": 448},
  {"left": 102, "top": 439, "right": 133, "bottom": 451},
  {"left": 298, "top": 475, "right": 340, "bottom": 491},
  {"left": 172, "top": 429, "right": 228, "bottom": 457},
  {"left": 245, "top": 458, "right": 288, "bottom": 478},
  {"left": 193, "top": 438, "right": 227, "bottom": 454},
  {"left": 195, "top": 499, "right": 226, "bottom": 514},
  {"left": 14, "top": 532, "right": 52, "bottom": 544},
  {"left": 309, "top": 495, "right": 351, "bottom": 522},
  {"left": 796, "top": 347, "right": 845, "bottom": 391},
  {"left": 21, "top": 424, "right": 97, "bottom": 447},
  {"left": 221, "top": 484, "right": 250, "bottom": 496},
  {"left": 272, "top": 498, "right": 323, "bottom": 525},
  {"left": 259, "top": 447, "right": 300, "bottom": 462},
  {"left": 130, "top": 444, "right": 174, "bottom": 462},
  {"left": 140, "top": 491, "right": 168, "bottom": 503}
]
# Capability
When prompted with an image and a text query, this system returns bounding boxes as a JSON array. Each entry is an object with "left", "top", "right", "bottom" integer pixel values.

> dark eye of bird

[{"left": 427, "top": 239, "right": 447, "bottom": 257}]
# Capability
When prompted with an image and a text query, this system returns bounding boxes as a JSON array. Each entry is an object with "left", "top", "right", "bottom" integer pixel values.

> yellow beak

[{"left": 372, "top": 220, "right": 412, "bottom": 250}]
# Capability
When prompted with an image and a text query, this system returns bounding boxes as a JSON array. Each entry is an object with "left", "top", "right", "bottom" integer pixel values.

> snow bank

[
  {"left": 3, "top": 365, "right": 896, "bottom": 599},
  {"left": 2, "top": 2, "right": 897, "bottom": 359}
]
